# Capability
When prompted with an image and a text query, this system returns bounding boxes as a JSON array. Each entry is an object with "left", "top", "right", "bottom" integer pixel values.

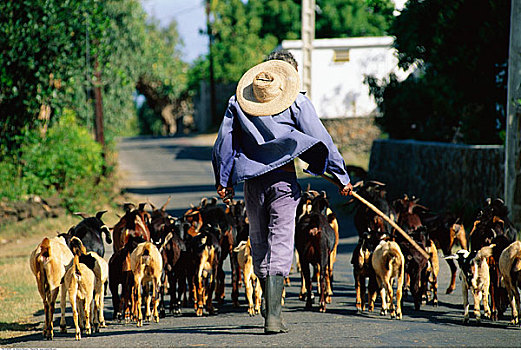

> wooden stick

[{"left": 320, "top": 173, "right": 430, "bottom": 260}]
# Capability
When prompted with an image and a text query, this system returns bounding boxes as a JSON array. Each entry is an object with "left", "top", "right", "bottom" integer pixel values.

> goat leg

[
  {"left": 463, "top": 283, "right": 470, "bottom": 324},
  {"left": 446, "top": 258, "right": 458, "bottom": 294},
  {"left": 474, "top": 290, "right": 483, "bottom": 324}
]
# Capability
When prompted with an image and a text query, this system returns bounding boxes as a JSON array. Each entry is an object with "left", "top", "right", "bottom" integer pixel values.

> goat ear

[
  {"left": 444, "top": 254, "right": 458, "bottom": 260},
  {"left": 321, "top": 190, "right": 327, "bottom": 198},
  {"left": 74, "top": 212, "right": 89, "bottom": 219},
  {"left": 138, "top": 203, "right": 147, "bottom": 211},
  {"left": 96, "top": 210, "right": 107, "bottom": 220},
  {"left": 124, "top": 203, "right": 135, "bottom": 213}
]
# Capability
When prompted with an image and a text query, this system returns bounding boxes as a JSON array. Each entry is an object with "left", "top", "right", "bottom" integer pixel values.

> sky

[
  {"left": 140, "top": 0, "right": 408, "bottom": 63},
  {"left": 140, "top": 0, "right": 208, "bottom": 63}
]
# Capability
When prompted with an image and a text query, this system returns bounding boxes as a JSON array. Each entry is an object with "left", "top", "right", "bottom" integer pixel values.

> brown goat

[
  {"left": 29, "top": 236, "right": 74, "bottom": 339},
  {"left": 234, "top": 238, "right": 262, "bottom": 316},
  {"left": 112, "top": 203, "right": 152, "bottom": 252},
  {"left": 371, "top": 240, "right": 405, "bottom": 319}
]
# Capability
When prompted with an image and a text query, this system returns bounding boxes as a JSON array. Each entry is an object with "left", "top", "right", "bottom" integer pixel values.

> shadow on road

[{"left": 126, "top": 184, "right": 217, "bottom": 196}]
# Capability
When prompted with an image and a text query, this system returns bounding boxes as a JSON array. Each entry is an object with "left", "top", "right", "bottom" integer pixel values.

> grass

[{"left": 0, "top": 215, "right": 76, "bottom": 340}]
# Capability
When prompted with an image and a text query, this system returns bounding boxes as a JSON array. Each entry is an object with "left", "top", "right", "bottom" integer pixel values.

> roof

[{"left": 281, "top": 36, "right": 394, "bottom": 50}]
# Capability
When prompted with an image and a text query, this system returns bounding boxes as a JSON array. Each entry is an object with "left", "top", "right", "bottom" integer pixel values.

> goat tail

[
  {"left": 141, "top": 245, "right": 151, "bottom": 265},
  {"left": 511, "top": 246, "right": 521, "bottom": 274},
  {"left": 477, "top": 244, "right": 496, "bottom": 260},
  {"left": 73, "top": 255, "right": 82, "bottom": 277},
  {"left": 387, "top": 255, "right": 396, "bottom": 272}
]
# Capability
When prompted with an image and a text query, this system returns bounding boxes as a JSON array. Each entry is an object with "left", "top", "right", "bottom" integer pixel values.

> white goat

[{"left": 446, "top": 245, "right": 495, "bottom": 324}]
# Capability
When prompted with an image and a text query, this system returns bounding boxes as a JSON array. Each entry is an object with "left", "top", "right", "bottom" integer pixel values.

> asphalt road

[{"left": 8, "top": 135, "right": 521, "bottom": 348}]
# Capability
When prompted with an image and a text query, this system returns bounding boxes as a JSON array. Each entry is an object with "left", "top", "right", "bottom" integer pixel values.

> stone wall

[
  {"left": 368, "top": 139, "right": 504, "bottom": 214},
  {"left": 0, "top": 195, "right": 65, "bottom": 226},
  {"left": 322, "top": 117, "right": 382, "bottom": 168}
]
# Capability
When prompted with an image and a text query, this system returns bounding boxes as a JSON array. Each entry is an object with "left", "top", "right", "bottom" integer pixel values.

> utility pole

[
  {"left": 301, "top": 0, "right": 315, "bottom": 99},
  {"left": 93, "top": 58, "right": 105, "bottom": 148},
  {"left": 206, "top": 0, "right": 218, "bottom": 127},
  {"left": 504, "top": 0, "right": 521, "bottom": 224}
]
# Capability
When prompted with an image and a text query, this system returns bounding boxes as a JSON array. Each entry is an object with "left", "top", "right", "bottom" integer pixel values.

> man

[{"left": 212, "top": 50, "right": 352, "bottom": 334}]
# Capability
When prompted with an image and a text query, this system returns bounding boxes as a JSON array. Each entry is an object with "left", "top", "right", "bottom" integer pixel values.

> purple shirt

[{"left": 212, "top": 93, "right": 350, "bottom": 188}]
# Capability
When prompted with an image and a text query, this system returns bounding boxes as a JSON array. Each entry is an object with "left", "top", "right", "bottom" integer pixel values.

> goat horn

[
  {"left": 96, "top": 210, "right": 107, "bottom": 220},
  {"left": 161, "top": 196, "right": 172, "bottom": 211},
  {"left": 147, "top": 198, "right": 156, "bottom": 211},
  {"left": 74, "top": 212, "right": 89, "bottom": 219}
]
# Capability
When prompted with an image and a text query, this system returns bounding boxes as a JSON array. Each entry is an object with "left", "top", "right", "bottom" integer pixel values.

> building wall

[
  {"left": 193, "top": 82, "right": 236, "bottom": 132},
  {"left": 281, "top": 37, "right": 414, "bottom": 119}
]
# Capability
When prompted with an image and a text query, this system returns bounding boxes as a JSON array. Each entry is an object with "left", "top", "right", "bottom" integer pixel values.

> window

[{"left": 333, "top": 49, "right": 350, "bottom": 62}]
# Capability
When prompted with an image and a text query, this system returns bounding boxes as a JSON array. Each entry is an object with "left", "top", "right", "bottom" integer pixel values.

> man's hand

[
  {"left": 339, "top": 182, "right": 353, "bottom": 196},
  {"left": 217, "top": 185, "right": 234, "bottom": 203}
]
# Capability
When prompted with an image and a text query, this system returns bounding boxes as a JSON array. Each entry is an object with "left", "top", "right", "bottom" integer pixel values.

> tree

[
  {"left": 315, "top": 0, "right": 395, "bottom": 38},
  {"left": 0, "top": 0, "right": 96, "bottom": 153},
  {"left": 0, "top": 0, "right": 190, "bottom": 151},
  {"left": 135, "top": 20, "right": 190, "bottom": 135},
  {"left": 368, "top": 0, "right": 511, "bottom": 144},
  {"left": 247, "top": 0, "right": 395, "bottom": 43},
  {"left": 209, "top": 0, "right": 278, "bottom": 84}
]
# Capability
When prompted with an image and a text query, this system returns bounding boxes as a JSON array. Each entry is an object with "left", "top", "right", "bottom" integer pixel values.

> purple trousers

[{"left": 243, "top": 170, "right": 301, "bottom": 278}]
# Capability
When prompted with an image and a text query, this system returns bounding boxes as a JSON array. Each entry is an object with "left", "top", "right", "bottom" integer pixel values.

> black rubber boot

[
  {"left": 264, "top": 275, "right": 288, "bottom": 334},
  {"left": 259, "top": 278, "right": 266, "bottom": 319}
]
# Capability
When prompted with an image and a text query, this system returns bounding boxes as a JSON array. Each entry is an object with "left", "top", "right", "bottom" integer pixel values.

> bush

[{"left": 0, "top": 110, "right": 107, "bottom": 213}]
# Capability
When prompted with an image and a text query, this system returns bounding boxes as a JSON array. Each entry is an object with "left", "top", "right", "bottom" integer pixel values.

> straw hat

[{"left": 236, "top": 60, "right": 301, "bottom": 116}]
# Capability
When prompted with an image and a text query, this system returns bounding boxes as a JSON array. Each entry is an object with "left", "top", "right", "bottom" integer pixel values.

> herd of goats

[{"left": 28, "top": 180, "right": 521, "bottom": 340}]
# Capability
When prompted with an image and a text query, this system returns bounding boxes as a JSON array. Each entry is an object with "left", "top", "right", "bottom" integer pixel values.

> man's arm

[{"left": 212, "top": 99, "right": 238, "bottom": 201}]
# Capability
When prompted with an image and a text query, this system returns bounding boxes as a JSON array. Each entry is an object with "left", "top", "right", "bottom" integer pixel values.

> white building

[{"left": 281, "top": 36, "right": 415, "bottom": 119}]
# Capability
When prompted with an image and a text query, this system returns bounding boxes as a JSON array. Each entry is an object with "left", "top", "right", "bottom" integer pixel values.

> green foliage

[
  {"left": 316, "top": 0, "right": 395, "bottom": 38},
  {"left": 137, "top": 102, "right": 164, "bottom": 136},
  {"left": 210, "top": 0, "right": 278, "bottom": 84},
  {"left": 246, "top": 0, "right": 394, "bottom": 43},
  {"left": 0, "top": 110, "right": 105, "bottom": 212},
  {"left": 369, "top": 0, "right": 510, "bottom": 144},
  {"left": 0, "top": 0, "right": 91, "bottom": 150},
  {"left": 20, "top": 111, "right": 103, "bottom": 194},
  {"left": 0, "top": 160, "right": 27, "bottom": 201}
]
